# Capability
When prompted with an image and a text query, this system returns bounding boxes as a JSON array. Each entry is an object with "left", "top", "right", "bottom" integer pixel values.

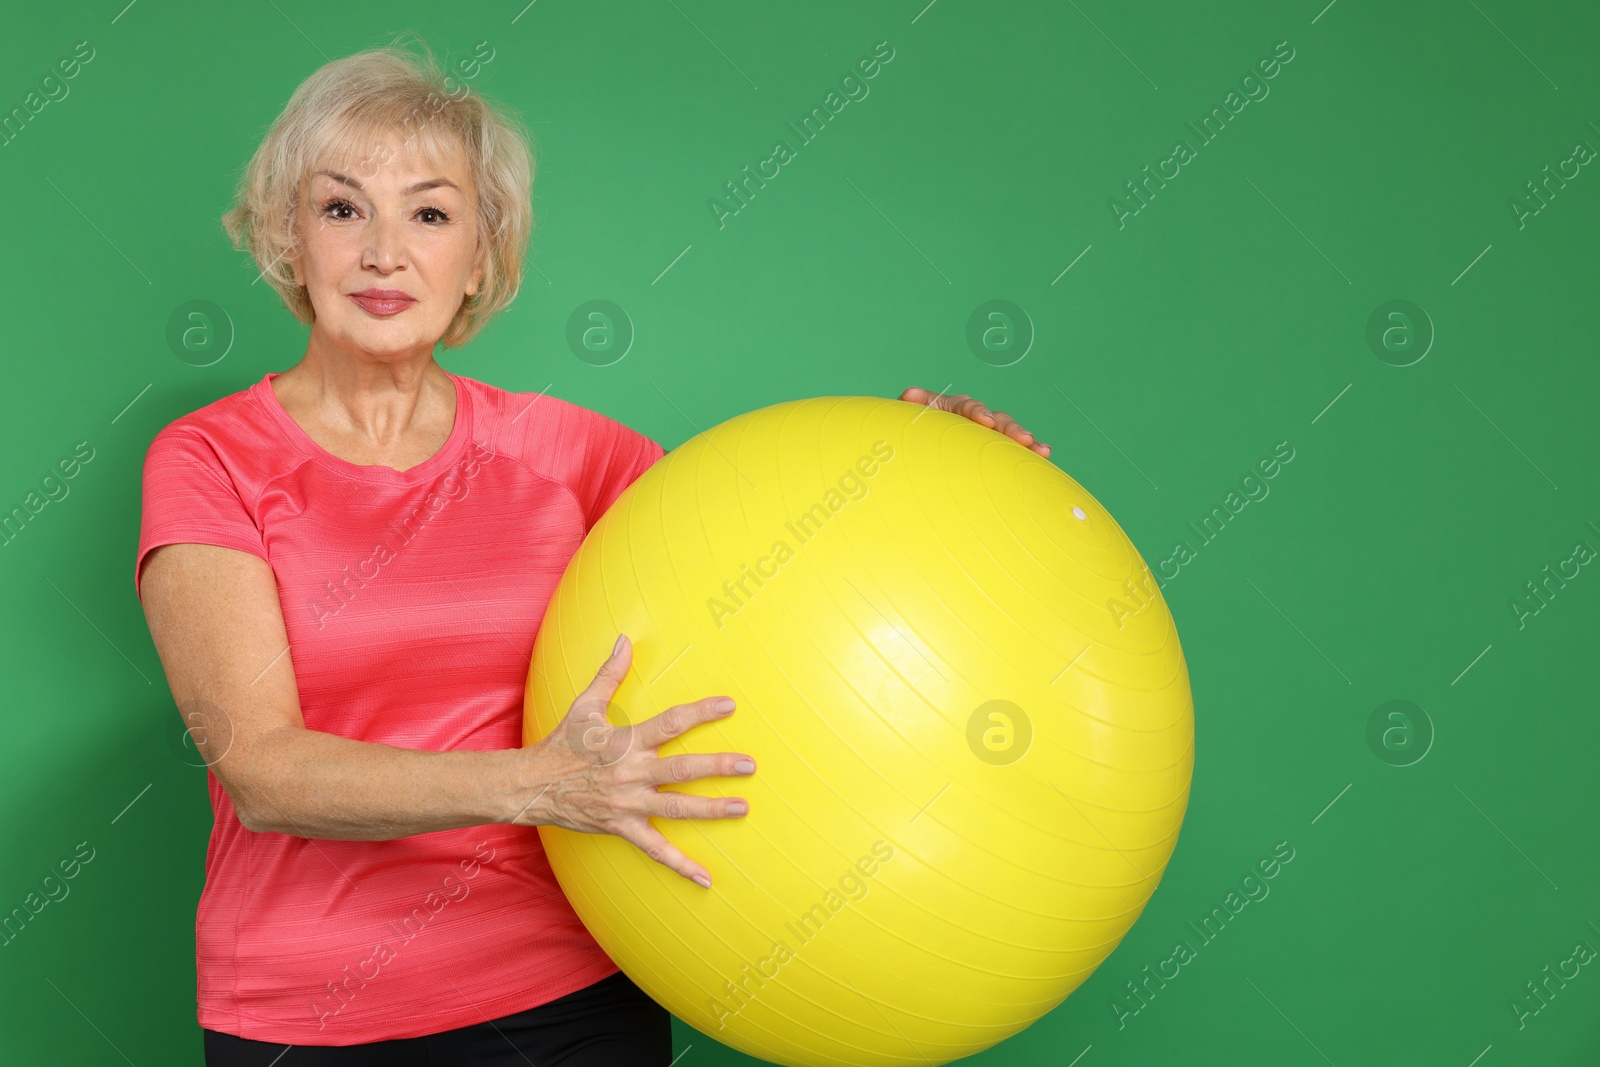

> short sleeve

[
  {"left": 135, "top": 428, "right": 269, "bottom": 604},
  {"left": 575, "top": 418, "right": 667, "bottom": 531}
]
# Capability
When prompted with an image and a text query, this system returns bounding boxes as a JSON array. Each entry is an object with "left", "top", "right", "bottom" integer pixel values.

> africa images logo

[
  {"left": 309, "top": 840, "right": 498, "bottom": 1030},
  {"left": 307, "top": 439, "right": 497, "bottom": 629},
  {"left": 703, "top": 840, "right": 895, "bottom": 1031},
  {"left": 706, "top": 441, "right": 895, "bottom": 629}
]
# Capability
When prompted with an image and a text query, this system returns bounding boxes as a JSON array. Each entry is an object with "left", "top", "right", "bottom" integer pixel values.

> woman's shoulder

[
  {"left": 457, "top": 374, "right": 657, "bottom": 451},
  {"left": 458, "top": 373, "right": 610, "bottom": 425},
  {"left": 456, "top": 375, "right": 664, "bottom": 508},
  {"left": 144, "top": 376, "right": 279, "bottom": 463}
]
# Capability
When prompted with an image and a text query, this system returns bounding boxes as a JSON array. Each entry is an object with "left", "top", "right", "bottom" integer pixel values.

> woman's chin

[{"left": 320, "top": 321, "right": 436, "bottom": 359}]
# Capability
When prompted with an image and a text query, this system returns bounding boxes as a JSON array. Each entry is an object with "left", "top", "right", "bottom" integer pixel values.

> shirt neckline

[{"left": 253, "top": 370, "right": 473, "bottom": 484}]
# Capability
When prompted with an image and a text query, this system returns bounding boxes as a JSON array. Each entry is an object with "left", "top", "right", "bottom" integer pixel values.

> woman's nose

[{"left": 363, "top": 213, "right": 408, "bottom": 272}]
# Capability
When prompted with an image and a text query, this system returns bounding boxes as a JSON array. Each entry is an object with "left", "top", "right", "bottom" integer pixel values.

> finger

[
  {"left": 643, "top": 750, "right": 757, "bottom": 787},
  {"left": 622, "top": 820, "right": 715, "bottom": 888},
  {"left": 985, "top": 409, "right": 1024, "bottom": 437},
  {"left": 633, "top": 694, "right": 735, "bottom": 751},
  {"left": 1000, "top": 420, "right": 1036, "bottom": 443},
  {"left": 956, "top": 396, "right": 999, "bottom": 424},
  {"left": 903, "top": 386, "right": 968, "bottom": 412},
  {"left": 570, "top": 634, "right": 632, "bottom": 719},
  {"left": 975, "top": 407, "right": 1039, "bottom": 446},
  {"left": 933, "top": 394, "right": 982, "bottom": 421},
  {"left": 650, "top": 788, "right": 749, "bottom": 822}
]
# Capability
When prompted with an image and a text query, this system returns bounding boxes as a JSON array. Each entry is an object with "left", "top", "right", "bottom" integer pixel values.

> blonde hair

[{"left": 222, "top": 34, "right": 534, "bottom": 349}]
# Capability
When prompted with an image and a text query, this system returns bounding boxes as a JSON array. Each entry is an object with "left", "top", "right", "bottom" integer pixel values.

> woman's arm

[
  {"left": 141, "top": 542, "right": 531, "bottom": 839},
  {"left": 139, "top": 543, "right": 753, "bottom": 868}
]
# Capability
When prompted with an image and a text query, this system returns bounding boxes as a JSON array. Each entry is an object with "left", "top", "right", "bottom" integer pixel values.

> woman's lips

[{"left": 349, "top": 294, "right": 416, "bottom": 316}]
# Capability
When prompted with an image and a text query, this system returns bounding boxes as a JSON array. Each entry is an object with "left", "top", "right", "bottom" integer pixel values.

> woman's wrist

[{"left": 497, "top": 739, "right": 566, "bottom": 829}]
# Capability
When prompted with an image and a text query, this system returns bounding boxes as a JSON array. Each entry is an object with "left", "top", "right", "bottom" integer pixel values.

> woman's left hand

[{"left": 898, "top": 387, "right": 1051, "bottom": 458}]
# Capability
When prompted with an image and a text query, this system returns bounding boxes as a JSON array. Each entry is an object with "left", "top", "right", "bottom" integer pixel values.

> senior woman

[{"left": 136, "top": 42, "right": 1050, "bottom": 1066}]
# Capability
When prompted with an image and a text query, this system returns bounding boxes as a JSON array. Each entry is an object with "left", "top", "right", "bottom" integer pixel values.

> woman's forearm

[{"left": 239, "top": 726, "right": 532, "bottom": 840}]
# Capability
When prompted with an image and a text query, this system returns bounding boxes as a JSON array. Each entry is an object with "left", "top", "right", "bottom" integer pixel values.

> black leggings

[{"left": 202, "top": 970, "right": 671, "bottom": 1066}]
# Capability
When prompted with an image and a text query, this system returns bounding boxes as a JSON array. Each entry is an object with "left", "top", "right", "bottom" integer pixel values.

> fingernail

[
  {"left": 715, "top": 698, "right": 735, "bottom": 713},
  {"left": 612, "top": 634, "right": 625, "bottom": 656},
  {"left": 693, "top": 873, "right": 711, "bottom": 889},
  {"left": 727, "top": 801, "right": 748, "bottom": 816},
  {"left": 733, "top": 758, "right": 755, "bottom": 774}
]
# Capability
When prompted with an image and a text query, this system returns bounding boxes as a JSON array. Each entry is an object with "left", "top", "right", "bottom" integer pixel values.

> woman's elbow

[
  {"left": 226, "top": 775, "right": 274, "bottom": 834},
  {"left": 214, "top": 735, "right": 290, "bottom": 835},
  {"left": 233, "top": 788, "right": 278, "bottom": 833}
]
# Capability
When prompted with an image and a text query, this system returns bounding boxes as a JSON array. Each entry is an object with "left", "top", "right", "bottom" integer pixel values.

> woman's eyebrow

[{"left": 313, "top": 169, "right": 461, "bottom": 194}]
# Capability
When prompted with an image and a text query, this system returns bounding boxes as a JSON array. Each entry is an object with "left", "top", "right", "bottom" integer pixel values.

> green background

[{"left": 2, "top": 0, "right": 1597, "bottom": 1063}]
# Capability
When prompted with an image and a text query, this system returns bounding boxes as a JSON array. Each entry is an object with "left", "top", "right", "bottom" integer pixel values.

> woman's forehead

[{"left": 310, "top": 125, "right": 470, "bottom": 183}]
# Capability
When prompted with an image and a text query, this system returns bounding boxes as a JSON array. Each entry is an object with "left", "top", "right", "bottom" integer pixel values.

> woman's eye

[{"left": 318, "top": 200, "right": 449, "bottom": 224}]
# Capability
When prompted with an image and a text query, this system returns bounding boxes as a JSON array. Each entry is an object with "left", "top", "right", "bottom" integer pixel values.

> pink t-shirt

[{"left": 134, "top": 370, "right": 665, "bottom": 1045}]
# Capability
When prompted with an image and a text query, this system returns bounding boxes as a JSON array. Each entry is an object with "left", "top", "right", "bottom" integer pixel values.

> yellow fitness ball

[{"left": 523, "top": 396, "right": 1193, "bottom": 1067}]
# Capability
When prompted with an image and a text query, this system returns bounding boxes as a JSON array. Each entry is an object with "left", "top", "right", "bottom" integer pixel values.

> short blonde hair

[{"left": 222, "top": 34, "right": 534, "bottom": 349}]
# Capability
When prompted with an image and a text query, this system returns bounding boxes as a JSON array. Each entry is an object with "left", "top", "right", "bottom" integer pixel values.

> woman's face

[{"left": 290, "top": 130, "right": 484, "bottom": 359}]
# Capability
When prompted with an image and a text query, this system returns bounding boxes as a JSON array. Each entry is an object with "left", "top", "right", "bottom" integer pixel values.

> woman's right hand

[{"left": 515, "top": 634, "right": 756, "bottom": 889}]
